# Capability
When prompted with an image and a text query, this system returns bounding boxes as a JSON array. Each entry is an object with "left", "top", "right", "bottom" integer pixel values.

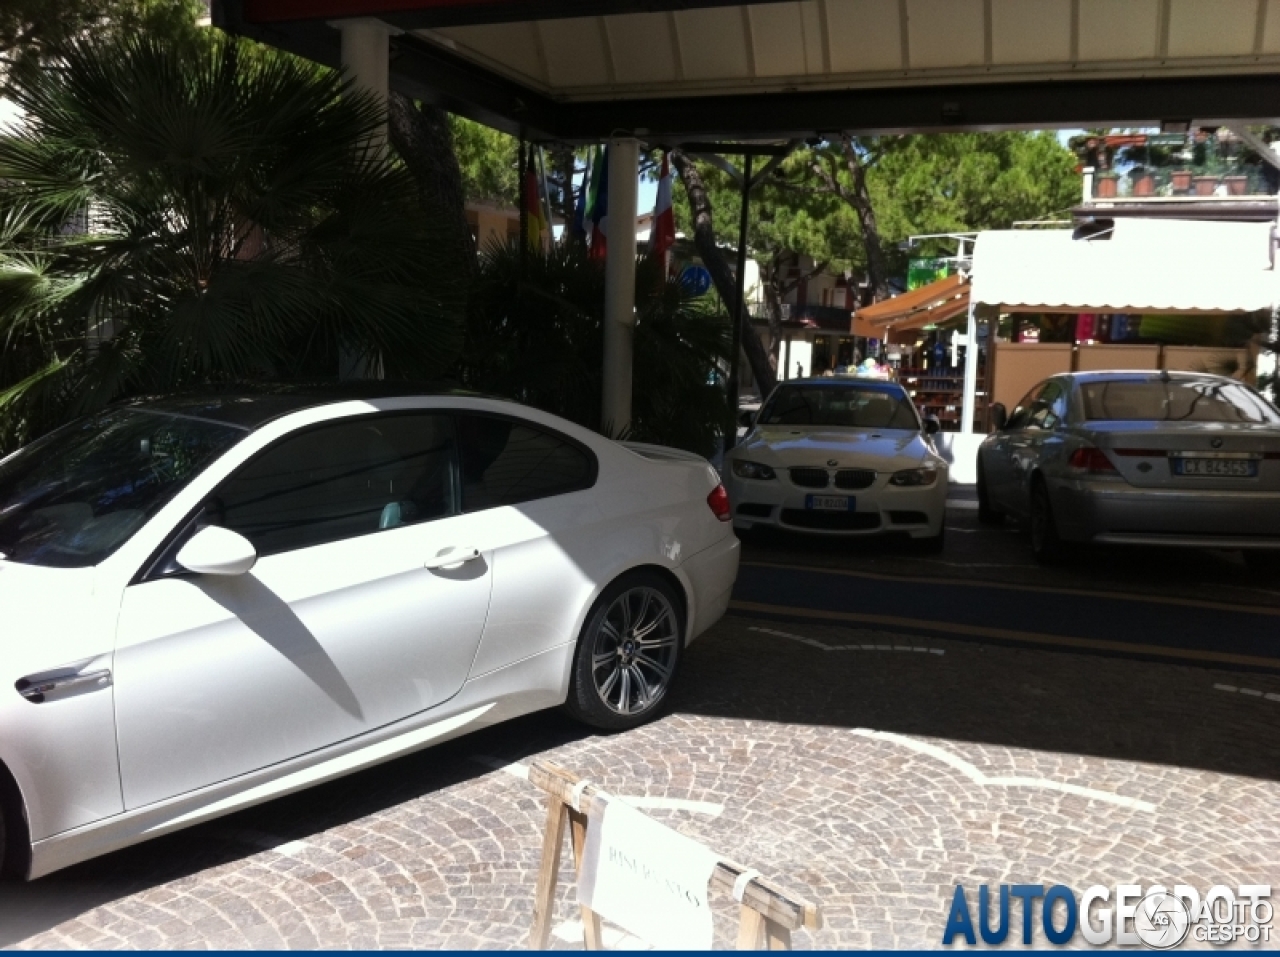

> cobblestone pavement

[{"left": 6, "top": 607, "right": 1279, "bottom": 949}]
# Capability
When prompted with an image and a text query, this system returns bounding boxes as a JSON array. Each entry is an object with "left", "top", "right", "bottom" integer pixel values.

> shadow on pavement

[
  {"left": 0, "top": 710, "right": 592, "bottom": 947},
  {"left": 671, "top": 612, "right": 1280, "bottom": 786}
]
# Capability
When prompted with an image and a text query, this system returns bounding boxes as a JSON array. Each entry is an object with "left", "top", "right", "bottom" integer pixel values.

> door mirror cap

[
  {"left": 737, "top": 409, "right": 756, "bottom": 429},
  {"left": 923, "top": 414, "right": 942, "bottom": 435},
  {"left": 176, "top": 526, "right": 258, "bottom": 576},
  {"left": 990, "top": 403, "right": 1009, "bottom": 431}
]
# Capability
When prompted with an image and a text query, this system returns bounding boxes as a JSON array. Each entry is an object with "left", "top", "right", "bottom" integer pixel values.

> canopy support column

[
  {"left": 335, "top": 18, "right": 395, "bottom": 379},
  {"left": 960, "top": 301, "right": 979, "bottom": 434},
  {"left": 602, "top": 137, "right": 639, "bottom": 435}
]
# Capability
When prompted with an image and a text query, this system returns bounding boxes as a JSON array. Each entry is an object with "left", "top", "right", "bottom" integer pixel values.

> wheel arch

[{"left": 0, "top": 756, "right": 32, "bottom": 880}]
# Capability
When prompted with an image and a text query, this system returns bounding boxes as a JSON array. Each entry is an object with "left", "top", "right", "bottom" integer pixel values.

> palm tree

[
  {"left": 0, "top": 32, "right": 465, "bottom": 451},
  {"left": 459, "top": 241, "right": 731, "bottom": 457}
]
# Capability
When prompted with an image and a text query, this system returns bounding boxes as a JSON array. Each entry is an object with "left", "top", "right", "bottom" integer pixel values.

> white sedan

[
  {"left": 725, "top": 378, "right": 948, "bottom": 549},
  {"left": 0, "top": 388, "right": 739, "bottom": 879}
]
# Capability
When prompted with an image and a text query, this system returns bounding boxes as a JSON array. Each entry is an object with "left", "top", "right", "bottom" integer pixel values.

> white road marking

[
  {"left": 946, "top": 526, "right": 978, "bottom": 533},
  {"left": 467, "top": 756, "right": 723, "bottom": 816},
  {"left": 946, "top": 499, "right": 979, "bottom": 510},
  {"left": 1214, "top": 683, "right": 1280, "bottom": 702},
  {"left": 850, "top": 728, "right": 1157, "bottom": 813},
  {"left": 750, "top": 625, "right": 945, "bottom": 655}
]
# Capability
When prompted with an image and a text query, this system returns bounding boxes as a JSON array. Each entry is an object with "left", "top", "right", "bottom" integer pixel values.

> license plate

[
  {"left": 806, "top": 494, "right": 854, "bottom": 511},
  {"left": 1172, "top": 457, "right": 1258, "bottom": 477}
]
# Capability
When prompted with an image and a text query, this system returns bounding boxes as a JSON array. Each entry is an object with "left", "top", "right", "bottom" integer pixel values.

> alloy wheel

[{"left": 590, "top": 586, "right": 679, "bottom": 715}]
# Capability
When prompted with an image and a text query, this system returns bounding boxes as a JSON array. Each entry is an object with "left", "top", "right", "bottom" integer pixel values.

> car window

[
  {"left": 1080, "top": 378, "right": 1280, "bottom": 424},
  {"left": 1029, "top": 381, "right": 1067, "bottom": 430},
  {"left": 456, "top": 414, "right": 595, "bottom": 512},
  {"left": 211, "top": 413, "right": 457, "bottom": 557},
  {"left": 0, "top": 410, "right": 245, "bottom": 568},
  {"left": 1006, "top": 383, "right": 1046, "bottom": 430},
  {"left": 759, "top": 384, "right": 921, "bottom": 430}
]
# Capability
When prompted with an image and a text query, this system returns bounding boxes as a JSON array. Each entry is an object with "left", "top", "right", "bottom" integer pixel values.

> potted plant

[
  {"left": 1170, "top": 169, "right": 1193, "bottom": 192},
  {"left": 1193, "top": 172, "right": 1219, "bottom": 196},
  {"left": 1129, "top": 166, "right": 1155, "bottom": 197},
  {"left": 1095, "top": 171, "right": 1120, "bottom": 198},
  {"left": 1222, "top": 155, "right": 1248, "bottom": 195}
]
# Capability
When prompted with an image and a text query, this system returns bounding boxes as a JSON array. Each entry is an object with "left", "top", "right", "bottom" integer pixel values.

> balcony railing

[{"left": 1089, "top": 164, "right": 1277, "bottom": 201}]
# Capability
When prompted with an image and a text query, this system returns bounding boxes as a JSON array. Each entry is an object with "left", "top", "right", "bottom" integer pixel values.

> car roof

[
  {"left": 116, "top": 381, "right": 499, "bottom": 430},
  {"left": 774, "top": 377, "right": 907, "bottom": 392},
  {"left": 1058, "top": 370, "right": 1239, "bottom": 387}
]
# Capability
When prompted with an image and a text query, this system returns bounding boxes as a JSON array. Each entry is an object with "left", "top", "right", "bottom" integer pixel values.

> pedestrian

[{"left": 795, "top": 361, "right": 804, "bottom": 378}]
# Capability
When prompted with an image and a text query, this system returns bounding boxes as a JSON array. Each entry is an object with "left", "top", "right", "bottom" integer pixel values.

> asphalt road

[{"left": 733, "top": 487, "right": 1280, "bottom": 673}]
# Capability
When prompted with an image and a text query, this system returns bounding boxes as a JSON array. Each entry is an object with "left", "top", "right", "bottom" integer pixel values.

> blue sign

[{"left": 679, "top": 265, "right": 712, "bottom": 297}]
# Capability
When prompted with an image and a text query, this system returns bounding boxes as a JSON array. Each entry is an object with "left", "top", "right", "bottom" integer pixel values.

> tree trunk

[
  {"left": 387, "top": 93, "right": 475, "bottom": 280},
  {"left": 837, "top": 135, "right": 891, "bottom": 302},
  {"left": 671, "top": 150, "right": 776, "bottom": 397}
]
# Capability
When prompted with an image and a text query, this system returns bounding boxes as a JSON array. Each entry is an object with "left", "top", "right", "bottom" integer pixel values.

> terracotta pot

[
  {"left": 1170, "top": 169, "right": 1193, "bottom": 192},
  {"left": 1193, "top": 175, "right": 1218, "bottom": 196},
  {"left": 1096, "top": 175, "right": 1119, "bottom": 198},
  {"left": 1132, "top": 173, "right": 1155, "bottom": 197},
  {"left": 1223, "top": 174, "right": 1248, "bottom": 196}
]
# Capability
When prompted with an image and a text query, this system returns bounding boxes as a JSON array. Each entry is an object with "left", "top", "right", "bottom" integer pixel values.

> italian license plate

[
  {"left": 1172, "top": 457, "right": 1258, "bottom": 477},
  {"left": 806, "top": 494, "right": 854, "bottom": 511}
]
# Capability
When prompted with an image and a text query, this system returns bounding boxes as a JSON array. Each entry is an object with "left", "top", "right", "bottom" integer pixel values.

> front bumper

[
  {"left": 725, "top": 472, "right": 947, "bottom": 538},
  {"left": 1050, "top": 479, "right": 1280, "bottom": 548}
]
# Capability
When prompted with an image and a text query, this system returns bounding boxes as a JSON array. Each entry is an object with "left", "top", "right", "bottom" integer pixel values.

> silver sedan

[{"left": 977, "top": 371, "right": 1280, "bottom": 565}]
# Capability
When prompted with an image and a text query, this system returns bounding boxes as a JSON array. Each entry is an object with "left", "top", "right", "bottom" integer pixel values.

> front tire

[
  {"left": 976, "top": 460, "right": 1002, "bottom": 525},
  {"left": 564, "top": 570, "right": 684, "bottom": 732},
  {"left": 1029, "top": 478, "right": 1068, "bottom": 564}
]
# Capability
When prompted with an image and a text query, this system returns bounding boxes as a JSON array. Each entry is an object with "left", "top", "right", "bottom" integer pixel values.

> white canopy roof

[
  {"left": 423, "top": 0, "right": 1280, "bottom": 104},
  {"left": 970, "top": 218, "right": 1279, "bottom": 315}
]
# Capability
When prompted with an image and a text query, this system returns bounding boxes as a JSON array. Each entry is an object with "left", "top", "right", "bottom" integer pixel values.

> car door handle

[
  {"left": 16, "top": 669, "right": 112, "bottom": 703},
  {"left": 425, "top": 547, "right": 482, "bottom": 570}
]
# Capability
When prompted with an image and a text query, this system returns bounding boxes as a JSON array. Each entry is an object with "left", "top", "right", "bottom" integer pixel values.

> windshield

[
  {"left": 1081, "top": 379, "right": 1280, "bottom": 424},
  {"left": 759, "top": 384, "right": 921, "bottom": 430},
  {"left": 0, "top": 410, "right": 246, "bottom": 567}
]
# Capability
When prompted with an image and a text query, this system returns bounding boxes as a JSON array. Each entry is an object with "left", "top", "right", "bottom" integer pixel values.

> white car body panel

[{"left": 0, "top": 395, "right": 739, "bottom": 878}]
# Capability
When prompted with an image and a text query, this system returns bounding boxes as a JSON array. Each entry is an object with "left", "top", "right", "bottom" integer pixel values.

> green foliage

[
  {"left": 674, "top": 132, "right": 1080, "bottom": 279},
  {"left": 459, "top": 241, "right": 731, "bottom": 457},
  {"left": 450, "top": 115, "right": 519, "bottom": 206},
  {"left": 0, "top": 31, "right": 465, "bottom": 451},
  {"left": 1, "top": 0, "right": 205, "bottom": 93}
]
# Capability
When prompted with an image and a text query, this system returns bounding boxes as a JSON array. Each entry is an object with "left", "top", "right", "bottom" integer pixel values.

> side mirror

[
  {"left": 737, "top": 410, "right": 756, "bottom": 429},
  {"left": 990, "top": 403, "right": 1008, "bottom": 431},
  {"left": 176, "top": 526, "right": 258, "bottom": 576},
  {"left": 923, "top": 415, "right": 942, "bottom": 435}
]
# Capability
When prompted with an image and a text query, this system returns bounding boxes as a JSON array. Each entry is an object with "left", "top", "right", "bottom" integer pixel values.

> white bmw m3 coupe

[
  {"left": 725, "top": 378, "right": 949, "bottom": 549},
  {"left": 0, "top": 386, "right": 739, "bottom": 879}
]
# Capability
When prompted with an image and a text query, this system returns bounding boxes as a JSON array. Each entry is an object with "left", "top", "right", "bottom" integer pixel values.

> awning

[
  {"left": 970, "top": 219, "right": 1279, "bottom": 316},
  {"left": 854, "top": 273, "right": 970, "bottom": 336},
  {"left": 223, "top": 1, "right": 1280, "bottom": 141}
]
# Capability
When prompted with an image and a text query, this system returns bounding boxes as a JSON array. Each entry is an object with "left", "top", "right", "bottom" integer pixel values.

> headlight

[
  {"left": 889, "top": 467, "right": 938, "bottom": 487},
  {"left": 731, "top": 460, "right": 776, "bottom": 480}
]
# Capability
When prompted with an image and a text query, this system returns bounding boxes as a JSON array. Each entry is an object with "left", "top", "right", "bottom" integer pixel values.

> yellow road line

[
  {"left": 740, "top": 560, "right": 1280, "bottom": 618},
  {"left": 729, "top": 600, "right": 1280, "bottom": 671}
]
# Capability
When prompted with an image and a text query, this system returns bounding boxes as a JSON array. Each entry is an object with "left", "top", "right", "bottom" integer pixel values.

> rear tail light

[
  {"left": 706, "top": 483, "right": 732, "bottom": 522},
  {"left": 1068, "top": 446, "right": 1117, "bottom": 473}
]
